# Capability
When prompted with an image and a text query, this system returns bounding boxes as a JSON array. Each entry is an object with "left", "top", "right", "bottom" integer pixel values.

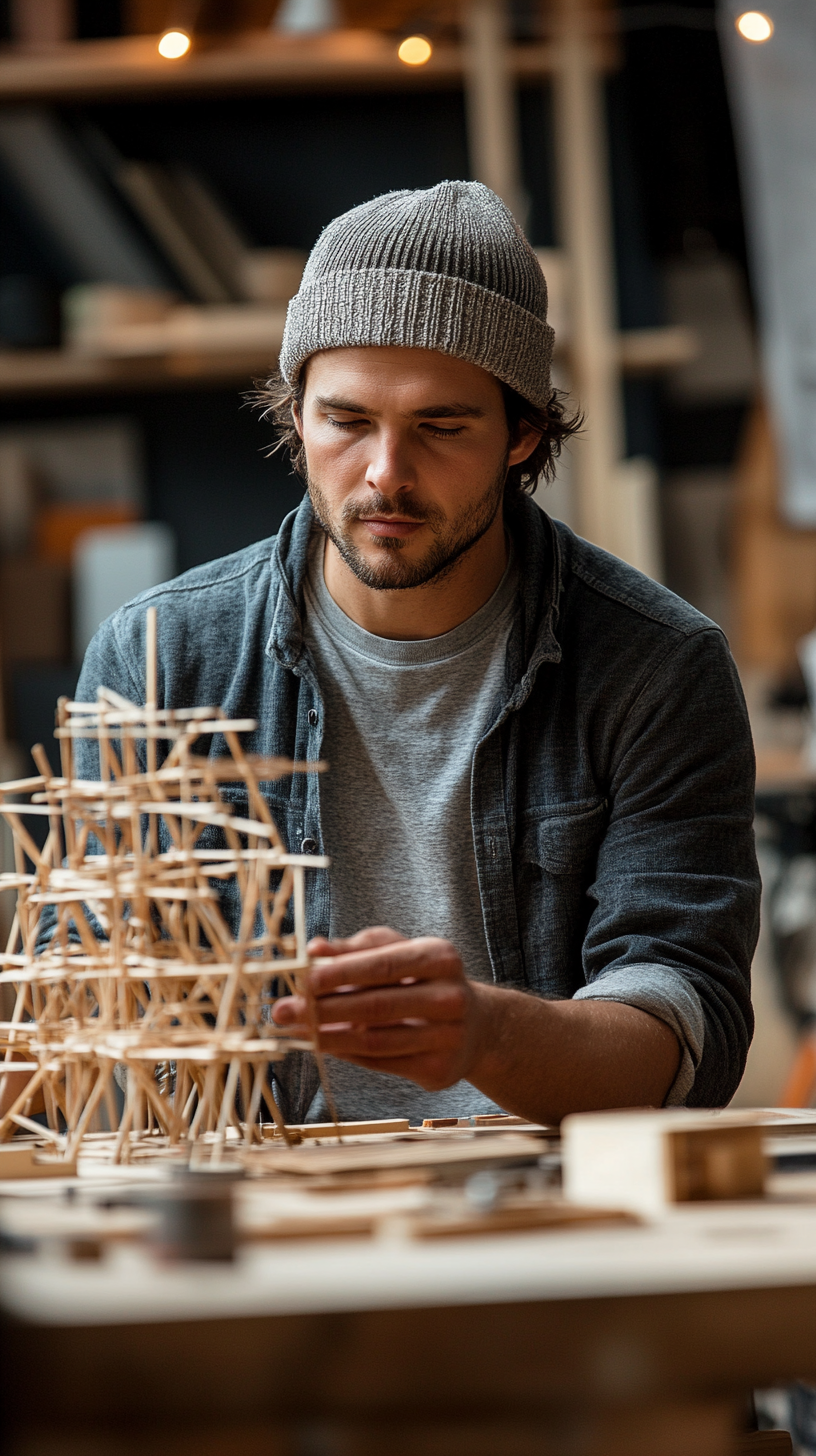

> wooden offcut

[{"left": 562, "top": 1109, "right": 768, "bottom": 1217}]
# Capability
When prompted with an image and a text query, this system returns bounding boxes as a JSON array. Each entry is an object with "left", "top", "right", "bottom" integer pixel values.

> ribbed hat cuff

[{"left": 280, "top": 267, "right": 555, "bottom": 408}]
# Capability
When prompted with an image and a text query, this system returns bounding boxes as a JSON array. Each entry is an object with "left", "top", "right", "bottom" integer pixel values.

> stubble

[{"left": 306, "top": 455, "right": 508, "bottom": 592}]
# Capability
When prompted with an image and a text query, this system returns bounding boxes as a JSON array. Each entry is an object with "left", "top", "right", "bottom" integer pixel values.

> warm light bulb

[
  {"left": 735, "top": 10, "right": 773, "bottom": 42},
  {"left": 398, "top": 35, "right": 432, "bottom": 65},
  {"left": 158, "top": 28, "right": 192, "bottom": 58}
]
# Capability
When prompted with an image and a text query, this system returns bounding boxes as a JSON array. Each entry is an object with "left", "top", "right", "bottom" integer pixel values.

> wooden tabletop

[
  {"left": 2, "top": 1195, "right": 816, "bottom": 1325},
  {"left": 4, "top": 1136, "right": 816, "bottom": 1452},
  {"left": 4, "top": 1207, "right": 816, "bottom": 1450}
]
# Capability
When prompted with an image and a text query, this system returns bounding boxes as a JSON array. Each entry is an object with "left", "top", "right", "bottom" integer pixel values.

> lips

[{"left": 359, "top": 517, "right": 425, "bottom": 538}]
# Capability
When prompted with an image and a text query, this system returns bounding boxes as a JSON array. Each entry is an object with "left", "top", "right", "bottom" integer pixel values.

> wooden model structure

[{"left": 0, "top": 609, "right": 329, "bottom": 1163}]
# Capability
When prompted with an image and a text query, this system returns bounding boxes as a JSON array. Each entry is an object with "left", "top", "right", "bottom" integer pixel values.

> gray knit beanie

[{"left": 280, "top": 180, "right": 554, "bottom": 409}]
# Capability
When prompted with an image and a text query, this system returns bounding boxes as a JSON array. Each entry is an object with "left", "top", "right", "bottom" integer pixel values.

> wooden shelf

[
  {"left": 0, "top": 347, "right": 278, "bottom": 398},
  {"left": 755, "top": 746, "right": 816, "bottom": 794},
  {"left": 0, "top": 322, "right": 695, "bottom": 400},
  {"left": 0, "top": 30, "right": 614, "bottom": 104},
  {"left": 616, "top": 325, "right": 698, "bottom": 375}
]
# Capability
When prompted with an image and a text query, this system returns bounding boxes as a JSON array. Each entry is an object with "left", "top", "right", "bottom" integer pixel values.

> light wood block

[
  {"left": 0, "top": 1143, "right": 77, "bottom": 1179},
  {"left": 562, "top": 1110, "right": 767, "bottom": 1217}
]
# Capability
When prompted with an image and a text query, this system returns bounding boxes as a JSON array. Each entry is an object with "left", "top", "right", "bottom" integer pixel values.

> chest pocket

[
  {"left": 520, "top": 799, "right": 608, "bottom": 877},
  {"left": 514, "top": 800, "right": 607, "bottom": 994}
]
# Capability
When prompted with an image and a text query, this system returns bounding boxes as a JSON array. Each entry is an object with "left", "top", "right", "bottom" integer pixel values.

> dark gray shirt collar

[{"left": 267, "top": 491, "right": 563, "bottom": 687}]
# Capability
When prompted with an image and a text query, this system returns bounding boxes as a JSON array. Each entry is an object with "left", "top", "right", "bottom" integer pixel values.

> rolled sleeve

[
  {"left": 573, "top": 962, "right": 705, "bottom": 1105},
  {"left": 579, "top": 627, "right": 758, "bottom": 1107}
]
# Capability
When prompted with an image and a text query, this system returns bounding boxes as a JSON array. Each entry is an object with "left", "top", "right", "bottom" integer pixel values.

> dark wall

[
  {"left": 617, "top": 0, "right": 750, "bottom": 468},
  {"left": 0, "top": 0, "right": 125, "bottom": 40},
  {"left": 88, "top": 82, "right": 558, "bottom": 252},
  {"left": 618, "top": 0, "right": 746, "bottom": 266}
]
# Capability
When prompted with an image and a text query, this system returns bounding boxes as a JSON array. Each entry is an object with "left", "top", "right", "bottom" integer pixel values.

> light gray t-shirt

[{"left": 302, "top": 534, "right": 520, "bottom": 1124}]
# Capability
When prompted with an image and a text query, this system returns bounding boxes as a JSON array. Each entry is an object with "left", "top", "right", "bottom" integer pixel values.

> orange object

[
  {"left": 779, "top": 1033, "right": 816, "bottom": 1108},
  {"left": 0, "top": 557, "right": 70, "bottom": 664},
  {"left": 34, "top": 504, "right": 139, "bottom": 564}
]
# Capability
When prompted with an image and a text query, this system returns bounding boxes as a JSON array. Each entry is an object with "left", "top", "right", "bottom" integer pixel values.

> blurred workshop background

[{"left": 0, "top": 0, "right": 809, "bottom": 1107}]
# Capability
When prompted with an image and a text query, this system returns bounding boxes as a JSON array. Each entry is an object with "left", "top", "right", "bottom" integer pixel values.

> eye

[
  {"left": 327, "top": 416, "right": 367, "bottom": 430},
  {"left": 421, "top": 423, "right": 466, "bottom": 438}
]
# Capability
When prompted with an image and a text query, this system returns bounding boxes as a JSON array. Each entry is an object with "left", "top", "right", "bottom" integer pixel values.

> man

[{"left": 76, "top": 180, "right": 759, "bottom": 1125}]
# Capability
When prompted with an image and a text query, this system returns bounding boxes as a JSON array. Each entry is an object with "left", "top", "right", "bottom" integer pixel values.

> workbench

[{"left": 2, "top": 1124, "right": 816, "bottom": 1456}]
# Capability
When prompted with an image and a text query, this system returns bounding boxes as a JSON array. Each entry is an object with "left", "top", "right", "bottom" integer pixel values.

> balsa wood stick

[{"left": 145, "top": 606, "right": 159, "bottom": 857}]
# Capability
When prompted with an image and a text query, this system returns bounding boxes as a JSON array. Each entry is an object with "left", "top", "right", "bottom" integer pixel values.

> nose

[{"left": 364, "top": 427, "right": 415, "bottom": 499}]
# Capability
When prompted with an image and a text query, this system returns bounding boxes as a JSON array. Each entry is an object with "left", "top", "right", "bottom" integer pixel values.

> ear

[
  {"left": 507, "top": 418, "right": 543, "bottom": 468},
  {"left": 292, "top": 399, "right": 304, "bottom": 441}
]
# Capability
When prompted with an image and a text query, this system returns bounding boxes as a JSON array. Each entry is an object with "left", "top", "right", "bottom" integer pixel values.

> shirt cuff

[{"left": 572, "top": 963, "right": 706, "bottom": 1106}]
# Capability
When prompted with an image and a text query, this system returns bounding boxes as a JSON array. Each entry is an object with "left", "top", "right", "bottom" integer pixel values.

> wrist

[{"left": 464, "top": 980, "right": 520, "bottom": 1084}]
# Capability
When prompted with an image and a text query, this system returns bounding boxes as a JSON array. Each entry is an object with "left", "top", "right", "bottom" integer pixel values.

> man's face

[{"left": 293, "top": 346, "right": 537, "bottom": 591}]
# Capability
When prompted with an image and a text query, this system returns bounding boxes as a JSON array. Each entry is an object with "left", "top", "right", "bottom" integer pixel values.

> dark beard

[{"left": 306, "top": 457, "right": 507, "bottom": 592}]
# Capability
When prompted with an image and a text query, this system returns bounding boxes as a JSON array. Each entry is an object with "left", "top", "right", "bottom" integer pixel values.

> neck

[{"left": 321, "top": 511, "right": 508, "bottom": 640}]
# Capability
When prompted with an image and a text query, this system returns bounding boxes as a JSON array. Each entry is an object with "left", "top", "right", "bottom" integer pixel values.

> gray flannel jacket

[{"left": 74, "top": 492, "right": 760, "bottom": 1114}]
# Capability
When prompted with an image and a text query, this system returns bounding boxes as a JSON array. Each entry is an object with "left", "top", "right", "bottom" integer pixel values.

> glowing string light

[
  {"left": 158, "top": 28, "right": 192, "bottom": 59},
  {"left": 735, "top": 11, "right": 774, "bottom": 42},
  {"left": 398, "top": 35, "right": 432, "bottom": 66}
]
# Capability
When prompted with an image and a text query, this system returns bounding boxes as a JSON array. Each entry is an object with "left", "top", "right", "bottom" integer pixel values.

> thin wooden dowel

[{"left": 145, "top": 607, "right": 157, "bottom": 713}]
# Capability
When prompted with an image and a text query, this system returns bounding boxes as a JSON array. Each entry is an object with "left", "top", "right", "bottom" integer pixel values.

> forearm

[
  {"left": 467, "top": 983, "right": 681, "bottom": 1125},
  {"left": 274, "top": 930, "right": 683, "bottom": 1121}
]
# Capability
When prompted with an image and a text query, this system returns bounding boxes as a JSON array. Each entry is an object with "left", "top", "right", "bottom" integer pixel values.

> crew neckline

[{"left": 303, "top": 530, "right": 520, "bottom": 668}]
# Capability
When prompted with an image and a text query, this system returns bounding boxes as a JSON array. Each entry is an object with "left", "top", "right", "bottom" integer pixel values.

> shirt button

[
  {"left": 308, "top": 709, "right": 318, "bottom": 727},
  {"left": 301, "top": 837, "right": 317, "bottom": 854}
]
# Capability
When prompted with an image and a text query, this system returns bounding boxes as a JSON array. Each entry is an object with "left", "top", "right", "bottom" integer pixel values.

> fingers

[
  {"left": 307, "top": 927, "right": 406, "bottom": 958},
  {"left": 307, "top": 937, "right": 464, "bottom": 997},
  {"left": 301, "top": 1020, "right": 464, "bottom": 1060},
  {"left": 273, "top": 979, "right": 467, "bottom": 1029},
  {"left": 273, "top": 932, "right": 472, "bottom": 1092}
]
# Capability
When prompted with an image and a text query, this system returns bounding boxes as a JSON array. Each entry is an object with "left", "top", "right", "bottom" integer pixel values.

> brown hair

[{"left": 253, "top": 367, "right": 582, "bottom": 496}]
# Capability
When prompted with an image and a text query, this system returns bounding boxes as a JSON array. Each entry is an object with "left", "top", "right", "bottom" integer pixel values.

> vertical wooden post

[
  {"left": 551, "top": 0, "right": 624, "bottom": 552},
  {"left": 145, "top": 606, "right": 158, "bottom": 854},
  {"left": 9, "top": 0, "right": 75, "bottom": 48},
  {"left": 462, "top": 0, "right": 527, "bottom": 224}
]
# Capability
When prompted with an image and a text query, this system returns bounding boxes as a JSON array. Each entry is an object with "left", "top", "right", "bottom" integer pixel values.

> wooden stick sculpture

[{"left": 0, "top": 608, "right": 329, "bottom": 1163}]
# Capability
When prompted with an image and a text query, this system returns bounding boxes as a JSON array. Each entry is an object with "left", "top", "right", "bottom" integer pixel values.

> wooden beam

[
  {"left": 0, "top": 328, "right": 687, "bottom": 401},
  {"left": 462, "top": 0, "right": 526, "bottom": 223},
  {"left": 551, "top": 0, "right": 624, "bottom": 553},
  {"left": 0, "top": 30, "right": 615, "bottom": 104},
  {"left": 0, "top": 345, "right": 279, "bottom": 397},
  {"left": 8, "top": 0, "right": 75, "bottom": 49}
]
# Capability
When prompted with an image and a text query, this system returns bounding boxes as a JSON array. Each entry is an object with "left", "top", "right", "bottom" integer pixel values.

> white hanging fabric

[{"left": 719, "top": 0, "right": 816, "bottom": 524}]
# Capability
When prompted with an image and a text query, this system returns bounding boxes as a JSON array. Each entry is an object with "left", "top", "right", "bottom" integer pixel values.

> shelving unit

[
  {"left": 0, "top": 29, "right": 614, "bottom": 102},
  {"left": 0, "top": 346, "right": 281, "bottom": 398},
  {"left": 0, "top": 324, "right": 695, "bottom": 399},
  {"left": 0, "top": 5, "right": 665, "bottom": 565}
]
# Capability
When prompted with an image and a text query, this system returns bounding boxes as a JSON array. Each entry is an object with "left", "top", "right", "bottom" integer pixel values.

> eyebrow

[{"left": 314, "top": 395, "right": 486, "bottom": 420}]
